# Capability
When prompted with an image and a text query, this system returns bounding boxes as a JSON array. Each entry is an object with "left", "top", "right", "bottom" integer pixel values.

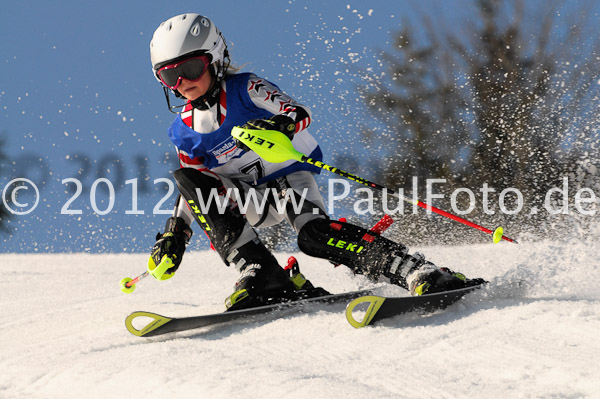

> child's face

[{"left": 176, "top": 70, "right": 214, "bottom": 101}]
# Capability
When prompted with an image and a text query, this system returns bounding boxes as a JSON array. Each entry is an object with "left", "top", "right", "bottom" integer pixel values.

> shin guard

[
  {"left": 173, "top": 168, "right": 248, "bottom": 263},
  {"left": 298, "top": 219, "right": 424, "bottom": 288}
]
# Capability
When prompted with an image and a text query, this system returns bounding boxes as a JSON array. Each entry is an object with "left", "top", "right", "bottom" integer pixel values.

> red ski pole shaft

[
  {"left": 126, "top": 271, "right": 149, "bottom": 288},
  {"left": 301, "top": 156, "right": 517, "bottom": 244}
]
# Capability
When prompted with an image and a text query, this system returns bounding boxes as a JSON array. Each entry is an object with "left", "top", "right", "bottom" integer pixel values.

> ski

[
  {"left": 125, "top": 289, "right": 371, "bottom": 337},
  {"left": 345, "top": 284, "right": 485, "bottom": 328}
]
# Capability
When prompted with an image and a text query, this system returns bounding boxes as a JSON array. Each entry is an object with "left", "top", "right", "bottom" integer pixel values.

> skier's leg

[
  {"left": 227, "top": 171, "right": 330, "bottom": 295},
  {"left": 276, "top": 171, "right": 329, "bottom": 233},
  {"left": 254, "top": 171, "right": 433, "bottom": 293},
  {"left": 297, "top": 218, "right": 410, "bottom": 284},
  {"left": 255, "top": 171, "right": 484, "bottom": 295},
  {"left": 173, "top": 168, "right": 291, "bottom": 302},
  {"left": 237, "top": 171, "right": 328, "bottom": 232},
  {"left": 297, "top": 218, "right": 485, "bottom": 295},
  {"left": 247, "top": 172, "right": 425, "bottom": 289}
]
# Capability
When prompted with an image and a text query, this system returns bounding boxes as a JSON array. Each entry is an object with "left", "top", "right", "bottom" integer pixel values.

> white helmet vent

[{"left": 190, "top": 23, "right": 200, "bottom": 36}]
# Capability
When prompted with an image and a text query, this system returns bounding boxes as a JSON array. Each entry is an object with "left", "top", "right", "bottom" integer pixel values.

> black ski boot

[
  {"left": 225, "top": 241, "right": 330, "bottom": 311},
  {"left": 224, "top": 238, "right": 294, "bottom": 311}
]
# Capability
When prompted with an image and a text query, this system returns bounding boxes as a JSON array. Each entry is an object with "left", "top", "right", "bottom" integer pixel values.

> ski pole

[
  {"left": 231, "top": 127, "right": 517, "bottom": 244},
  {"left": 120, "top": 271, "right": 149, "bottom": 294},
  {"left": 119, "top": 256, "right": 175, "bottom": 294},
  {"left": 120, "top": 196, "right": 182, "bottom": 294}
]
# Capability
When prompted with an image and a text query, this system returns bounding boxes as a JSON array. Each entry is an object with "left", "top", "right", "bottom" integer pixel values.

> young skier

[{"left": 148, "top": 13, "right": 484, "bottom": 310}]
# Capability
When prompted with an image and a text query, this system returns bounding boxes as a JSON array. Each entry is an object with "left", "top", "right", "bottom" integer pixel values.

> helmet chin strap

[
  {"left": 190, "top": 76, "right": 220, "bottom": 110},
  {"left": 162, "top": 67, "right": 221, "bottom": 114}
]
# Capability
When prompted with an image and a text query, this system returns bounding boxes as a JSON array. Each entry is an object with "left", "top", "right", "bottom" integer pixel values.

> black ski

[
  {"left": 345, "top": 284, "right": 485, "bottom": 328},
  {"left": 126, "top": 289, "right": 371, "bottom": 337}
]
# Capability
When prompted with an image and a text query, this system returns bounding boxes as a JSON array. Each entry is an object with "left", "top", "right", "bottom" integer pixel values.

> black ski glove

[
  {"left": 235, "top": 114, "right": 296, "bottom": 152},
  {"left": 149, "top": 217, "right": 193, "bottom": 280}
]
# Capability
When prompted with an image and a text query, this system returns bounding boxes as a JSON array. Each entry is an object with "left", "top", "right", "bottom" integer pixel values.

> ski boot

[
  {"left": 225, "top": 262, "right": 292, "bottom": 311},
  {"left": 225, "top": 246, "right": 292, "bottom": 311},
  {"left": 224, "top": 241, "right": 328, "bottom": 311},
  {"left": 406, "top": 253, "right": 486, "bottom": 296}
]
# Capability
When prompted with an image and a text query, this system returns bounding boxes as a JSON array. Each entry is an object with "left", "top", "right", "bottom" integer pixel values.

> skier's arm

[
  {"left": 246, "top": 75, "right": 312, "bottom": 136},
  {"left": 173, "top": 146, "right": 202, "bottom": 227},
  {"left": 148, "top": 192, "right": 194, "bottom": 280},
  {"left": 235, "top": 75, "right": 313, "bottom": 152},
  {"left": 175, "top": 196, "right": 195, "bottom": 227},
  {"left": 148, "top": 216, "right": 193, "bottom": 280},
  {"left": 176, "top": 147, "right": 206, "bottom": 169}
]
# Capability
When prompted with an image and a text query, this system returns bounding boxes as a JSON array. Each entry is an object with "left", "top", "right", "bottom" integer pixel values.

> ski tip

[
  {"left": 125, "top": 311, "right": 172, "bottom": 337},
  {"left": 345, "top": 296, "right": 386, "bottom": 329}
]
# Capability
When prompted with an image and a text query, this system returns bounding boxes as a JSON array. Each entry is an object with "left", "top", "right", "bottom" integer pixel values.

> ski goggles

[{"left": 156, "top": 55, "right": 211, "bottom": 90}]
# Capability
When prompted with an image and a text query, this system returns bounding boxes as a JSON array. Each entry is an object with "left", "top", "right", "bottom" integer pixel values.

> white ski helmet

[{"left": 150, "top": 13, "right": 229, "bottom": 83}]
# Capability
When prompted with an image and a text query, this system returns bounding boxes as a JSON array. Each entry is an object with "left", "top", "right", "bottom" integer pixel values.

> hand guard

[
  {"left": 235, "top": 114, "right": 296, "bottom": 152},
  {"left": 148, "top": 217, "right": 193, "bottom": 280}
]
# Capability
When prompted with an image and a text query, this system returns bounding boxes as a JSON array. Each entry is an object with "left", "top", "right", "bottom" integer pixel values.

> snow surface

[{"left": 1, "top": 239, "right": 599, "bottom": 399}]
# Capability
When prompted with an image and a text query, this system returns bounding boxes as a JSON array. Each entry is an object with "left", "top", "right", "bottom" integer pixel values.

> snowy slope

[{"left": 1, "top": 239, "right": 599, "bottom": 399}]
